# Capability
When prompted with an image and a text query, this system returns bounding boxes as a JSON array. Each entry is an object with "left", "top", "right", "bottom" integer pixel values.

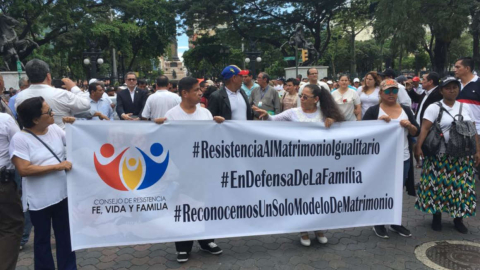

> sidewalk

[{"left": 15, "top": 170, "right": 479, "bottom": 270}]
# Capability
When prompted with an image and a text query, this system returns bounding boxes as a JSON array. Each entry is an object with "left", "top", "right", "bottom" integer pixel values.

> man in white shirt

[
  {"left": 0, "top": 112, "right": 23, "bottom": 270},
  {"left": 15, "top": 59, "right": 90, "bottom": 129},
  {"left": 353, "top": 78, "right": 360, "bottom": 89},
  {"left": 142, "top": 75, "right": 180, "bottom": 121},
  {"left": 88, "top": 83, "right": 114, "bottom": 120},
  {"left": 297, "top": 68, "right": 330, "bottom": 107},
  {"left": 161, "top": 77, "right": 224, "bottom": 263}
]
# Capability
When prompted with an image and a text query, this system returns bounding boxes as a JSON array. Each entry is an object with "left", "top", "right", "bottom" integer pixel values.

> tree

[
  {"left": 374, "top": 0, "right": 470, "bottom": 75},
  {"left": 0, "top": 0, "right": 176, "bottom": 78},
  {"left": 174, "top": 0, "right": 347, "bottom": 60}
]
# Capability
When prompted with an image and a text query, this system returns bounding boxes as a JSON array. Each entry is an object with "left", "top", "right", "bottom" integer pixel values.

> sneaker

[
  {"left": 315, "top": 231, "right": 328, "bottom": 244},
  {"left": 300, "top": 233, "right": 311, "bottom": 247},
  {"left": 389, "top": 225, "right": 412, "bottom": 237},
  {"left": 200, "top": 242, "right": 223, "bottom": 255},
  {"left": 177, "top": 252, "right": 189, "bottom": 263},
  {"left": 454, "top": 218, "right": 468, "bottom": 234},
  {"left": 373, "top": 226, "right": 389, "bottom": 239},
  {"left": 431, "top": 213, "right": 442, "bottom": 231}
]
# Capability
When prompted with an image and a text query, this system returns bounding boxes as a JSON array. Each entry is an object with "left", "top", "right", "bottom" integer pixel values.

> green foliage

[{"left": 0, "top": 0, "right": 176, "bottom": 80}]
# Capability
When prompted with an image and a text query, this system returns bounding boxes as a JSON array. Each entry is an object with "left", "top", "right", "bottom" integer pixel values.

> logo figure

[{"left": 94, "top": 143, "right": 169, "bottom": 191}]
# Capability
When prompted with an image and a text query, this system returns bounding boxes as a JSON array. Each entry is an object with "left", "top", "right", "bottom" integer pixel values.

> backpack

[
  {"left": 444, "top": 103, "right": 477, "bottom": 157},
  {"left": 421, "top": 102, "right": 445, "bottom": 156}
]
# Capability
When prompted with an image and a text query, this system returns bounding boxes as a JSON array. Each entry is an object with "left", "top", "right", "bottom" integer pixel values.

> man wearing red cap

[
  {"left": 240, "top": 70, "right": 258, "bottom": 98},
  {"left": 412, "top": 76, "right": 423, "bottom": 95}
]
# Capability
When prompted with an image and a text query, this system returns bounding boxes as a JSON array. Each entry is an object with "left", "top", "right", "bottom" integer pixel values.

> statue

[
  {"left": 286, "top": 23, "right": 320, "bottom": 66},
  {"left": 0, "top": 14, "right": 38, "bottom": 71}
]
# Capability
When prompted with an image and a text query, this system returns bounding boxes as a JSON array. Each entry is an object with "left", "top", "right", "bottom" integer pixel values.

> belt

[{"left": 0, "top": 167, "right": 15, "bottom": 183}]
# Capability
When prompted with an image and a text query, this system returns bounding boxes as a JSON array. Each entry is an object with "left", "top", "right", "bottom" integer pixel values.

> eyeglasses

[
  {"left": 298, "top": 94, "right": 314, "bottom": 100},
  {"left": 127, "top": 78, "right": 137, "bottom": 81},
  {"left": 42, "top": 108, "right": 53, "bottom": 116},
  {"left": 383, "top": 88, "right": 399, "bottom": 94}
]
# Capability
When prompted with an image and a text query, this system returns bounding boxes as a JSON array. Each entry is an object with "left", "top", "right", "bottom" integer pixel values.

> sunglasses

[
  {"left": 298, "top": 94, "right": 314, "bottom": 100},
  {"left": 383, "top": 88, "right": 399, "bottom": 94},
  {"left": 127, "top": 78, "right": 137, "bottom": 81},
  {"left": 42, "top": 108, "right": 53, "bottom": 116}
]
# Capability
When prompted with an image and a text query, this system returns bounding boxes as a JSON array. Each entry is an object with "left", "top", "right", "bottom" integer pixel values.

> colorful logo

[{"left": 94, "top": 143, "right": 169, "bottom": 191}]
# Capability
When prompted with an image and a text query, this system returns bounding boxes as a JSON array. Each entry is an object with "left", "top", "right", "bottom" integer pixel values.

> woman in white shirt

[
  {"left": 363, "top": 79, "right": 419, "bottom": 240},
  {"left": 253, "top": 84, "right": 345, "bottom": 247},
  {"left": 331, "top": 75, "right": 362, "bottom": 121},
  {"left": 415, "top": 77, "right": 479, "bottom": 234},
  {"left": 358, "top": 71, "right": 381, "bottom": 117},
  {"left": 10, "top": 97, "right": 76, "bottom": 270}
]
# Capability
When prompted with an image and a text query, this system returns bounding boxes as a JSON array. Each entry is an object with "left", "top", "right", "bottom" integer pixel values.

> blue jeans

[
  {"left": 29, "top": 199, "right": 76, "bottom": 270},
  {"left": 403, "top": 159, "right": 410, "bottom": 185}
]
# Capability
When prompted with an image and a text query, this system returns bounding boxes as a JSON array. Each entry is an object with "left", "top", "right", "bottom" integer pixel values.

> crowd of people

[{"left": 0, "top": 57, "right": 478, "bottom": 269}]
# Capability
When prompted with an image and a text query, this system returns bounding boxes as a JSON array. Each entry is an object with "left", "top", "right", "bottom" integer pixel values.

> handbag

[
  {"left": 23, "top": 129, "right": 63, "bottom": 163},
  {"left": 421, "top": 102, "right": 445, "bottom": 156},
  {"left": 443, "top": 103, "right": 477, "bottom": 157}
]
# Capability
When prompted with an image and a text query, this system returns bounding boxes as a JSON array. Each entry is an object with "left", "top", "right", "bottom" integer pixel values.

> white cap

[
  {"left": 327, "top": 80, "right": 333, "bottom": 84},
  {"left": 89, "top": 78, "right": 98, "bottom": 84},
  {"left": 353, "top": 78, "right": 360, "bottom": 83}
]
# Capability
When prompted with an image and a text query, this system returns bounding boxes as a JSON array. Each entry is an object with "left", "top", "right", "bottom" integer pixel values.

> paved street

[{"left": 15, "top": 168, "right": 480, "bottom": 270}]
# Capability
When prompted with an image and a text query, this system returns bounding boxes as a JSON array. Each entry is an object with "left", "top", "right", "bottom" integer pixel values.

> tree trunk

[
  {"left": 398, "top": 45, "right": 403, "bottom": 73},
  {"left": 432, "top": 37, "right": 450, "bottom": 77},
  {"left": 350, "top": 25, "right": 356, "bottom": 77}
]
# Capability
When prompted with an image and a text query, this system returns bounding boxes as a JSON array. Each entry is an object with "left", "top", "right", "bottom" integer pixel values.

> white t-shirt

[
  {"left": 358, "top": 86, "right": 380, "bottom": 117},
  {"left": 0, "top": 113, "right": 20, "bottom": 169},
  {"left": 226, "top": 88, "right": 247, "bottom": 120},
  {"left": 141, "top": 90, "right": 181, "bottom": 119},
  {"left": 165, "top": 104, "right": 213, "bottom": 121},
  {"left": 423, "top": 100, "right": 474, "bottom": 153},
  {"left": 378, "top": 108, "right": 409, "bottom": 161},
  {"left": 331, "top": 88, "right": 361, "bottom": 121},
  {"left": 268, "top": 107, "right": 324, "bottom": 123},
  {"left": 9, "top": 124, "right": 67, "bottom": 211}
]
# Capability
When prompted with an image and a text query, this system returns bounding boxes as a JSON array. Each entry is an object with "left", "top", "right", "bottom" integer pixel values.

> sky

[{"left": 177, "top": 30, "right": 189, "bottom": 62}]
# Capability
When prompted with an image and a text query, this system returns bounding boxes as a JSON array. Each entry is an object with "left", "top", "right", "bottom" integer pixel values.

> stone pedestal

[
  {"left": 284, "top": 66, "right": 328, "bottom": 80},
  {"left": 0, "top": 71, "right": 27, "bottom": 91},
  {"left": 164, "top": 61, "right": 186, "bottom": 81}
]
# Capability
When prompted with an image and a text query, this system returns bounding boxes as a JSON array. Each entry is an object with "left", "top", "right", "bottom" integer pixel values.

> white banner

[{"left": 66, "top": 120, "right": 404, "bottom": 250}]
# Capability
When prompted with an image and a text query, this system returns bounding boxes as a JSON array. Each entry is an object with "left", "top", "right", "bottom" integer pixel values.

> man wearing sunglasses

[{"left": 116, "top": 72, "right": 148, "bottom": 120}]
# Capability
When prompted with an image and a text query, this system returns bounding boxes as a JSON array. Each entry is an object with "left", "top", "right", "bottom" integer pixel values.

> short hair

[
  {"left": 245, "top": 70, "right": 253, "bottom": 77},
  {"left": 125, "top": 72, "right": 137, "bottom": 79},
  {"left": 137, "top": 79, "right": 147, "bottom": 85},
  {"left": 17, "top": 96, "right": 45, "bottom": 128},
  {"left": 19, "top": 77, "right": 29, "bottom": 89},
  {"left": 178, "top": 77, "right": 199, "bottom": 96},
  {"left": 296, "top": 74, "right": 302, "bottom": 80},
  {"left": 200, "top": 81, "right": 207, "bottom": 88},
  {"left": 457, "top": 57, "right": 475, "bottom": 73},
  {"left": 88, "top": 82, "right": 101, "bottom": 94},
  {"left": 286, "top": 78, "right": 300, "bottom": 86},
  {"left": 426, "top": 72, "right": 440, "bottom": 86},
  {"left": 307, "top": 68, "right": 318, "bottom": 76},
  {"left": 25, "top": 59, "right": 50, "bottom": 84},
  {"left": 156, "top": 75, "right": 169, "bottom": 87},
  {"left": 259, "top": 72, "right": 270, "bottom": 83}
]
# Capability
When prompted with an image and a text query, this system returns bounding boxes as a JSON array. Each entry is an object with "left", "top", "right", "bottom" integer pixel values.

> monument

[{"left": 163, "top": 37, "right": 186, "bottom": 80}]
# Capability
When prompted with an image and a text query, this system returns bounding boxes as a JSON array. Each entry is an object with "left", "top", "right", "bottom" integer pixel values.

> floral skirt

[{"left": 415, "top": 154, "right": 476, "bottom": 218}]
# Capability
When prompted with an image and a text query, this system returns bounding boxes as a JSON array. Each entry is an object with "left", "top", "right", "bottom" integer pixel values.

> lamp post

[
  {"left": 83, "top": 40, "right": 103, "bottom": 80},
  {"left": 244, "top": 39, "right": 262, "bottom": 78},
  {"left": 219, "top": 46, "right": 230, "bottom": 67}
]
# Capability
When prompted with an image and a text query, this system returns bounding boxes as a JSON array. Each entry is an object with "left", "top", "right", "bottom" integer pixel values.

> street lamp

[
  {"left": 244, "top": 39, "right": 262, "bottom": 78},
  {"left": 83, "top": 40, "right": 104, "bottom": 80},
  {"left": 219, "top": 46, "right": 230, "bottom": 67}
]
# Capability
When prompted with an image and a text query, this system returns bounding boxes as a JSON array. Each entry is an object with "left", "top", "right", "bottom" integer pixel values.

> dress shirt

[
  {"left": 15, "top": 84, "right": 90, "bottom": 129},
  {"left": 129, "top": 87, "right": 136, "bottom": 102},
  {"left": 141, "top": 89, "right": 181, "bottom": 119},
  {"left": 226, "top": 87, "right": 247, "bottom": 120},
  {"left": 89, "top": 97, "right": 114, "bottom": 120},
  {"left": 416, "top": 86, "right": 437, "bottom": 124},
  {"left": 8, "top": 93, "right": 18, "bottom": 117}
]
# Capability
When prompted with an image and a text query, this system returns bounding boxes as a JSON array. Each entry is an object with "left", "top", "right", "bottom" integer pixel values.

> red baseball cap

[
  {"left": 239, "top": 70, "right": 250, "bottom": 76},
  {"left": 412, "top": 76, "right": 420, "bottom": 82}
]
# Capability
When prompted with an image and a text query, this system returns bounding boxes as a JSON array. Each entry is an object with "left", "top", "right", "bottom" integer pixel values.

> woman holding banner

[
  {"left": 253, "top": 84, "right": 344, "bottom": 246},
  {"left": 9, "top": 97, "right": 77, "bottom": 270},
  {"left": 414, "top": 77, "right": 479, "bottom": 234},
  {"left": 363, "top": 79, "right": 419, "bottom": 239}
]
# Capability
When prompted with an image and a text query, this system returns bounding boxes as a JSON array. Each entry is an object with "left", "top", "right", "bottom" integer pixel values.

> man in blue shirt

[
  {"left": 88, "top": 82, "right": 113, "bottom": 120},
  {"left": 240, "top": 70, "right": 258, "bottom": 98}
]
